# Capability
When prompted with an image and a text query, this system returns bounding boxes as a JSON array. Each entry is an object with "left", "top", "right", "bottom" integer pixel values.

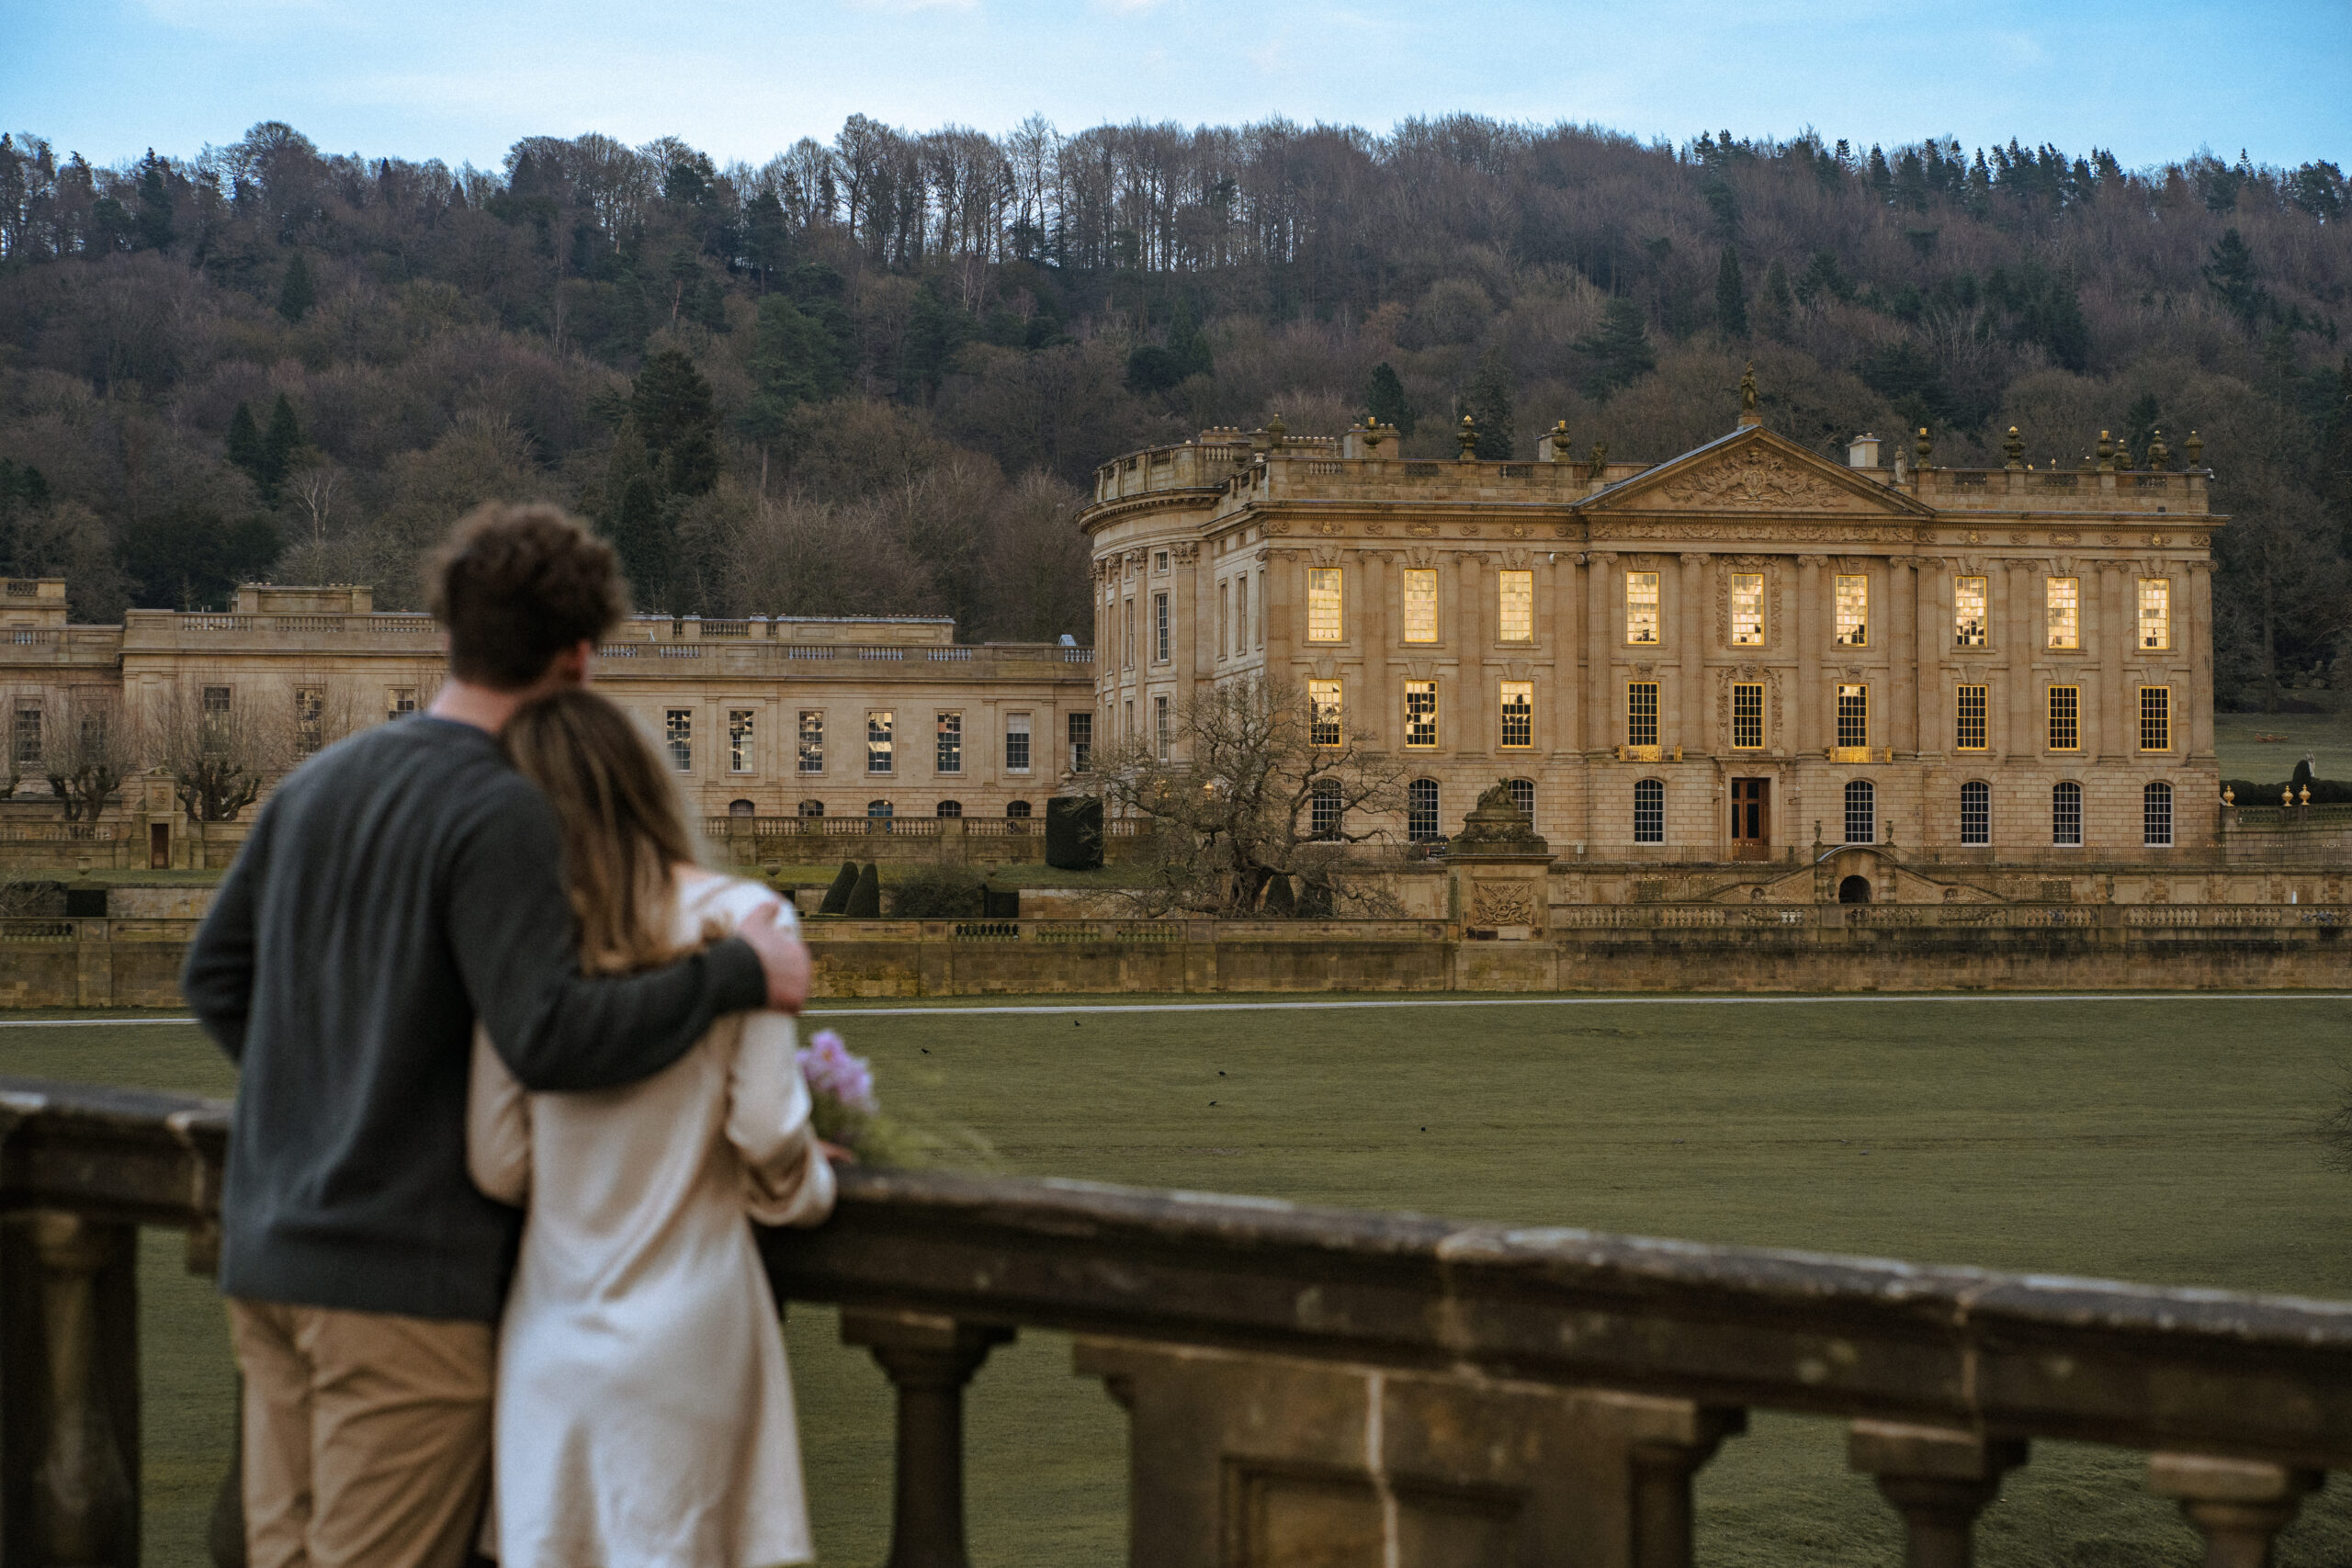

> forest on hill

[{"left": 0, "top": 116, "right": 2346, "bottom": 705}]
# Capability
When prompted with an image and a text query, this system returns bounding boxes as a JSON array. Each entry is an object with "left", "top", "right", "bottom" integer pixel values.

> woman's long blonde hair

[{"left": 502, "top": 689, "right": 704, "bottom": 974}]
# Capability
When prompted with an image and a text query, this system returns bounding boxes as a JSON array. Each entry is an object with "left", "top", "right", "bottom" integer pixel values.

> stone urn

[{"left": 1448, "top": 781, "right": 1555, "bottom": 941}]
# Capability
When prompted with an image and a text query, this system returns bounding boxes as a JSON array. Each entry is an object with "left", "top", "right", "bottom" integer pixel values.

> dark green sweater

[{"left": 183, "top": 716, "right": 767, "bottom": 1322}]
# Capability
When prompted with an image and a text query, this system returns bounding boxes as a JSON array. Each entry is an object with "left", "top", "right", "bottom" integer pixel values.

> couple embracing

[{"left": 185, "top": 504, "right": 835, "bottom": 1568}]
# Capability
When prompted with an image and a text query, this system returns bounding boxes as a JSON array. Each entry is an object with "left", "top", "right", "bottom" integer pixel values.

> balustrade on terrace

[{"left": 3, "top": 1077, "right": 2348, "bottom": 1568}]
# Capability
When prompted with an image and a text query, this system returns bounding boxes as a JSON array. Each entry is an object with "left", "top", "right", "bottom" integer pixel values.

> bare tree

[
  {"left": 1098, "top": 675, "right": 1405, "bottom": 918},
  {"left": 146, "top": 679, "right": 290, "bottom": 823},
  {"left": 40, "top": 686, "right": 132, "bottom": 823}
]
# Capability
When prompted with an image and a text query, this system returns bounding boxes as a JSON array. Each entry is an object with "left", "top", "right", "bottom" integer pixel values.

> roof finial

[
  {"left": 1737, "top": 362, "right": 1761, "bottom": 427},
  {"left": 1457, "top": 412, "right": 1479, "bottom": 462},
  {"left": 2003, "top": 426, "right": 2024, "bottom": 470}
]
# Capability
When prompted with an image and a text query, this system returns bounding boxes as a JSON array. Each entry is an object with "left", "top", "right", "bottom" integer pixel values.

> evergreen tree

[
  {"left": 258, "top": 394, "right": 302, "bottom": 503},
  {"left": 1715, "top": 246, "right": 1748, "bottom": 337},
  {"left": 1575, "top": 299, "right": 1657, "bottom": 401},
  {"left": 224, "top": 401, "right": 264, "bottom": 483},
  {"left": 134, "top": 151, "right": 175, "bottom": 252},
  {"left": 629, "top": 349, "right": 720, "bottom": 499},
  {"left": 845, "top": 862, "right": 882, "bottom": 918},
  {"left": 1366, "top": 361, "right": 1416, "bottom": 436},
  {"left": 277, "top": 253, "right": 315, "bottom": 322},
  {"left": 2321, "top": 355, "right": 2352, "bottom": 549},
  {"left": 1167, "top": 299, "right": 1214, "bottom": 380},
  {"left": 819, "top": 860, "right": 859, "bottom": 914},
  {"left": 741, "top": 296, "right": 842, "bottom": 441},
  {"left": 1466, "top": 346, "right": 1515, "bottom": 459},
  {"left": 1756, "top": 258, "right": 1794, "bottom": 341},
  {"left": 2120, "top": 393, "right": 2163, "bottom": 468},
  {"left": 2202, "top": 229, "right": 2264, "bottom": 331}
]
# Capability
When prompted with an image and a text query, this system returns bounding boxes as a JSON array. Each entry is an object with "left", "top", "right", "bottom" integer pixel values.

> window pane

[
  {"left": 1308, "top": 681, "right": 1342, "bottom": 747},
  {"left": 1625, "top": 571, "right": 1660, "bottom": 645},
  {"left": 1837, "top": 683, "right": 1869, "bottom": 750},
  {"left": 1954, "top": 577, "right": 1987, "bottom": 648},
  {"left": 1498, "top": 570, "right": 1533, "bottom": 642},
  {"left": 1835, "top": 575, "right": 1869, "bottom": 647},
  {"left": 1309, "top": 782, "right": 1342, "bottom": 839},
  {"left": 2139, "top": 579, "right": 2170, "bottom": 650},
  {"left": 729, "top": 708, "right": 755, "bottom": 773},
  {"left": 1152, "top": 697, "right": 1170, "bottom": 761},
  {"left": 1005, "top": 712, "right": 1031, "bottom": 772},
  {"left": 1405, "top": 682, "right": 1438, "bottom": 749},
  {"left": 1731, "top": 682, "right": 1764, "bottom": 749},
  {"left": 936, "top": 799, "right": 963, "bottom": 818},
  {"left": 1407, "top": 779, "right": 1440, "bottom": 841},
  {"left": 1306, "top": 568, "right": 1342, "bottom": 642},
  {"left": 1626, "top": 682, "right": 1658, "bottom": 748},
  {"left": 1498, "top": 681, "right": 1532, "bottom": 748},
  {"left": 1402, "top": 570, "right": 1437, "bottom": 643},
  {"left": 2046, "top": 578, "right": 2079, "bottom": 649},
  {"left": 866, "top": 710, "right": 894, "bottom": 773},
  {"left": 666, "top": 709, "right": 693, "bottom": 772},
  {"left": 1509, "top": 779, "right": 1534, "bottom": 826},
  {"left": 2139, "top": 686, "right": 2170, "bottom": 751},
  {"left": 798, "top": 711, "right": 823, "bottom": 773},
  {"left": 936, "top": 711, "right": 962, "bottom": 773},
  {"left": 1844, "top": 780, "right": 1875, "bottom": 845},
  {"left": 1955, "top": 685, "right": 1987, "bottom": 750},
  {"left": 1960, "top": 781, "right": 1990, "bottom": 844},
  {"left": 2144, "top": 782, "right": 2174, "bottom": 847},
  {"left": 1633, "top": 778, "right": 1665, "bottom": 843},
  {"left": 1068, "top": 712, "right": 1093, "bottom": 772},
  {"left": 1730, "top": 573, "right": 1765, "bottom": 646},
  {"left": 1153, "top": 592, "right": 1170, "bottom": 662},
  {"left": 2048, "top": 686, "right": 2079, "bottom": 751},
  {"left": 2052, "top": 782, "right": 2083, "bottom": 846}
]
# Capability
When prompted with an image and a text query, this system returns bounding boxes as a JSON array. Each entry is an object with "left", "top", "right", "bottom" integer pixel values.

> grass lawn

[
  {"left": 2215, "top": 709, "right": 2352, "bottom": 785},
  {"left": 7, "top": 995, "right": 2352, "bottom": 1566}
]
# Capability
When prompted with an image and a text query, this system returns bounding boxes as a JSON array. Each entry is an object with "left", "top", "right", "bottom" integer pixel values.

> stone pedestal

[{"left": 1445, "top": 780, "right": 1556, "bottom": 941}]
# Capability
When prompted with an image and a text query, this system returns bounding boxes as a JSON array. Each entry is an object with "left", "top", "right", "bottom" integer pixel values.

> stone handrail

[{"left": 0, "top": 1076, "right": 2346, "bottom": 1568}]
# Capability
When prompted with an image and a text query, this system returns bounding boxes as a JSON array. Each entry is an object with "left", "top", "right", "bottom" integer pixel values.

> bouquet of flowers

[{"left": 794, "top": 1027, "right": 999, "bottom": 1170}]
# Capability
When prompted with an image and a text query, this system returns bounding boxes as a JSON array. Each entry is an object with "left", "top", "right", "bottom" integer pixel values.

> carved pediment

[{"left": 1587, "top": 428, "right": 1933, "bottom": 522}]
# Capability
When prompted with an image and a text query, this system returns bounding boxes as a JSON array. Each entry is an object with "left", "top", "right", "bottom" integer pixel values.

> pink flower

[{"left": 797, "top": 1029, "right": 878, "bottom": 1115}]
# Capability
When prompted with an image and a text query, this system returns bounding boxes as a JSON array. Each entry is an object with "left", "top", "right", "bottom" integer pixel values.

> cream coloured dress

[{"left": 467, "top": 872, "right": 835, "bottom": 1568}]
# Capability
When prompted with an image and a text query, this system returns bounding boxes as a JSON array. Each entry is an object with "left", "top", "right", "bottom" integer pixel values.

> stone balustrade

[{"left": 3, "top": 1077, "right": 2348, "bottom": 1568}]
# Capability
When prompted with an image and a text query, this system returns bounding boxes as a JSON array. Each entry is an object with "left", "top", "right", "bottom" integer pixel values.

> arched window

[
  {"left": 1005, "top": 799, "right": 1033, "bottom": 818},
  {"left": 2143, "top": 781, "right": 2173, "bottom": 847},
  {"left": 1309, "top": 780, "right": 1343, "bottom": 840},
  {"left": 728, "top": 799, "right": 755, "bottom": 818},
  {"left": 865, "top": 799, "right": 893, "bottom": 818},
  {"left": 1508, "top": 778, "right": 1535, "bottom": 826},
  {"left": 1959, "top": 781, "right": 1990, "bottom": 845},
  {"left": 2052, "top": 781, "right": 2083, "bottom": 846},
  {"left": 1633, "top": 778, "right": 1666, "bottom": 843},
  {"left": 1407, "top": 779, "right": 1440, "bottom": 842},
  {"left": 935, "top": 799, "right": 963, "bottom": 818},
  {"left": 796, "top": 799, "right": 824, "bottom": 818},
  {"left": 1844, "top": 780, "right": 1875, "bottom": 845}
]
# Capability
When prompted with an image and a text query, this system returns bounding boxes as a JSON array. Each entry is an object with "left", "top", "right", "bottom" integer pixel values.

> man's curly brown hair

[{"left": 425, "top": 503, "right": 629, "bottom": 689}]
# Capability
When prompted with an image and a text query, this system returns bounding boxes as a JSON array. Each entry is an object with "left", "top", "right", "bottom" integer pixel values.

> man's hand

[{"left": 738, "top": 904, "right": 811, "bottom": 1014}]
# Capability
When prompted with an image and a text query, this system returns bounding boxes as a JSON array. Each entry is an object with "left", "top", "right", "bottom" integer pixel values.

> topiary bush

[
  {"left": 1046, "top": 795, "right": 1103, "bottom": 870},
  {"left": 818, "top": 860, "right": 858, "bottom": 914},
  {"left": 889, "top": 865, "right": 987, "bottom": 918},
  {"left": 844, "top": 862, "right": 882, "bottom": 918}
]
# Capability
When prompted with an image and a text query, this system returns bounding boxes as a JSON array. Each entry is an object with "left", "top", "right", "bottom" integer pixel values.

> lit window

[
  {"left": 1955, "top": 685, "right": 1987, "bottom": 750},
  {"left": 2144, "top": 781, "right": 2174, "bottom": 847},
  {"left": 2139, "top": 686, "right": 2170, "bottom": 751},
  {"left": 1498, "top": 682, "right": 1533, "bottom": 748},
  {"left": 2046, "top": 578, "right": 2079, "bottom": 649},
  {"left": 797, "top": 711, "right": 823, "bottom": 773},
  {"left": 294, "top": 686, "right": 324, "bottom": 758},
  {"left": 866, "top": 710, "right": 894, "bottom": 774},
  {"left": 1153, "top": 697, "right": 1170, "bottom": 761},
  {"left": 1068, "top": 712, "right": 1092, "bottom": 772},
  {"left": 386, "top": 687, "right": 417, "bottom": 723},
  {"left": 2139, "top": 579, "right": 2171, "bottom": 650},
  {"left": 1634, "top": 778, "right": 1666, "bottom": 843},
  {"left": 935, "top": 711, "right": 962, "bottom": 773},
  {"left": 1731, "top": 682, "right": 1763, "bottom": 750},
  {"left": 1626, "top": 682, "right": 1658, "bottom": 748},
  {"left": 1625, "top": 571, "right": 1660, "bottom": 645},
  {"left": 1153, "top": 592, "right": 1170, "bottom": 662},
  {"left": 2048, "top": 686, "right": 2079, "bottom": 751},
  {"left": 1837, "top": 684, "right": 1868, "bottom": 750},
  {"left": 1306, "top": 568, "right": 1342, "bottom": 642},
  {"left": 1402, "top": 570, "right": 1437, "bottom": 643},
  {"left": 1954, "top": 577, "right": 1987, "bottom": 648},
  {"left": 1405, "top": 682, "right": 1438, "bottom": 749},
  {"left": 1498, "top": 570, "right": 1533, "bottom": 642},
  {"left": 666, "top": 709, "right": 693, "bottom": 772},
  {"left": 729, "top": 708, "right": 755, "bottom": 773},
  {"left": 1844, "top": 779, "right": 1875, "bottom": 845},
  {"left": 1407, "top": 779, "right": 1440, "bottom": 841},
  {"left": 1308, "top": 681, "right": 1342, "bottom": 747},
  {"left": 1730, "top": 573, "right": 1765, "bottom": 646},
  {"left": 2052, "top": 781, "right": 2083, "bottom": 846},
  {"left": 1005, "top": 712, "right": 1031, "bottom": 772},
  {"left": 1309, "top": 781, "right": 1342, "bottom": 840},
  {"left": 1960, "top": 780, "right": 1990, "bottom": 845},
  {"left": 1835, "top": 574, "right": 1868, "bottom": 646}
]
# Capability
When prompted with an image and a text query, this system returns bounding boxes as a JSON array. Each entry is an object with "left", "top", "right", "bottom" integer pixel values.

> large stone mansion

[{"left": 1080, "top": 404, "right": 2222, "bottom": 878}]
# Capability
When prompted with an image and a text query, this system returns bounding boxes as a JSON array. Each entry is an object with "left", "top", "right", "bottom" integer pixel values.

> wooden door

[{"left": 1730, "top": 778, "right": 1770, "bottom": 861}]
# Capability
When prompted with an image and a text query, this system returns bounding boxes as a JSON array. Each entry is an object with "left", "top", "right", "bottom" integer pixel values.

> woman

[{"left": 467, "top": 688, "right": 833, "bottom": 1568}]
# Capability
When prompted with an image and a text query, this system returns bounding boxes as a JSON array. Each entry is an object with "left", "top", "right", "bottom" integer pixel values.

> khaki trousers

[{"left": 227, "top": 1299, "right": 494, "bottom": 1568}]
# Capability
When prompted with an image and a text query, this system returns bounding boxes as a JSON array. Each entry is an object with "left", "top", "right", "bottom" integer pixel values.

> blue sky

[{"left": 4, "top": 0, "right": 2345, "bottom": 173}]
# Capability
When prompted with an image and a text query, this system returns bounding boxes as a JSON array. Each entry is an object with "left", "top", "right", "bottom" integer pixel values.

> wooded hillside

[{"left": 0, "top": 118, "right": 2346, "bottom": 705}]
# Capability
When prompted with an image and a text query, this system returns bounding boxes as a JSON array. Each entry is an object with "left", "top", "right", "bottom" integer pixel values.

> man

[{"left": 183, "top": 502, "right": 810, "bottom": 1568}]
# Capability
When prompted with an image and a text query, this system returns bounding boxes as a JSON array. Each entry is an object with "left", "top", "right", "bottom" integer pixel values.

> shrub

[
  {"left": 1046, "top": 795, "right": 1102, "bottom": 870},
  {"left": 889, "top": 865, "right": 987, "bottom": 918},
  {"left": 818, "top": 860, "right": 858, "bottom": 914},
  {"left": 844, "top": 862, "right": 882, "bottom": 918}
]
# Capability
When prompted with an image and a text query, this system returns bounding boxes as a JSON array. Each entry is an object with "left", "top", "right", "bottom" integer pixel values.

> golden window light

[
  {"left": 1836, "top": 683, "right": 1869, "bottom": 750},
  {"left": 1308, "top": 680, "right": 1343, "bottom": 747},
  {"left": 1306, "top": 568, "right": 1342, "bottom": 643},
  {"left": 1835, "top": 575, "right": 1869, "bottom": 647},
  {"left": 1402, "top": 569, "right": 1438, "bottom": 643},
  {"left": 1954, "top": 577, "right": 1987, "bottom": 648},
  {"left": 1955, "top": 684, "right": 1988, "bottom": 750},
  {"left": 1626, "top": 682, "right": 1659, "bottom": 748},
  {"left": 1625, "top": 571, "right": 1660, "bottom": 645},
  {"left": 2139, "top": 579, "right": 2170, "bottom": 650},
  {"left": 2046, "top": 578, "right": 2079, "bottom": 649},
  {"left": 1498, "top": 681, "right": 1533, "bottom": 748},
  {"left": 1404, "top": 681, "right": 1438, "bottom": 749},
  {"left": 2140, "top": 685, "right": 2170, "bottom": 751},
  {"left": 1730, "top": 573, "right": 1765, "bottom": 646},
  {"left": 1731, "top": 682, "right": 1763, "bottom": 750},
  {"left": 1498, "top": 570, "right": 1533, "bottom": 642}
]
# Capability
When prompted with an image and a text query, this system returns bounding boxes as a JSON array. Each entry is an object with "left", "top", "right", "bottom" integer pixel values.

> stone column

[
  {"left": 2099, "top": 563, "right": 2127, "bottom": 761},
  {"left": 1887, "top": 558, "right": 1916, "bottom": 756},
  {"left": 2148, "top": 1453, "right": 2322, "bottom": 1568},
  {"left": 1261, "top": 550, "right": 1289, "bottom": 674},
  {"left": 1795, "top": 556, "right": 1827, "bottom": 754},
  {"left": 2187, "top": 560, "right": 2216, "bottom": 761},
  {"left": 1172, "top": 542, "right": 1201, "bottom": 705},
  {"left": 1, "top": 1213, "right": 142, "bottom": 1568},
  {"left": 841, "top": 1310, "right": 1014, "bottom": 1568},
  {"left": 1587, "top": 554, "right": 1616, "bottom": 755},
  {"left": 1455, "top": 552, "right": 1485, "bottom": 758},
  {"left": 1677, "top": 553, "right": 1706, "bottom": 756},
  {"left": 1361, "top": 550, "right": 1390, "bottom": 750},
  {"left": 2005, "top": 560, "right": 2037, "bottom": 765},
  {"left": 1849, "top": 1421, "right": 2026, "bottom": 1568},
  {"left": 1916, "top": 558, "right": 1945, "bottom": 759},
  {"left": 1550, "top": 551, "right": 1579, "bottom": 757}
]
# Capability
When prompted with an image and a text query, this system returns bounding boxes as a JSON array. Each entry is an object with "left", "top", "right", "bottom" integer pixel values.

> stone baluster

[
  {"left": 842, "top": 1309, "right": 1014, "bottom": 1568},
  {"left": 1628, "top": 1404, "right": 1747, "bottom": 1568},
  {"left": 2148, "top": 1453, "right": 2324, "bottom": 1568},
  {"left": 1848, "top": 1421, "right": 2025, "bottom": 1568},
  {"left": 1, "top": 1212, "right": 141, "bottom": 1568}
]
